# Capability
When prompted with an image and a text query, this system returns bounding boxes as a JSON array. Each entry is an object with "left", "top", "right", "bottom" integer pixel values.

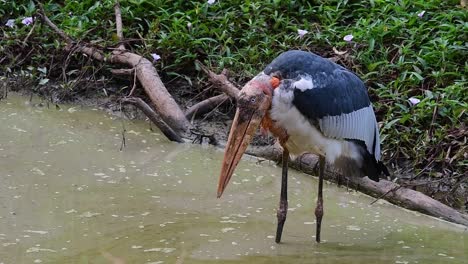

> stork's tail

[
  {"left": 341, "top": 139, "right": 389, "bottom": 182},
  {"left": 357, "top": 144, "right": 389, "bottom": 182},
  {"left": 362, "top": 156, "right": 389, "bottom": 182}
]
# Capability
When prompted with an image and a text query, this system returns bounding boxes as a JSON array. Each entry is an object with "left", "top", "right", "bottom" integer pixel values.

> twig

[
  {"left": 370, "top": 186, "right": 402, "bottom": 205},
  {"left": 13, "top": 48, "right": 35, "bottom": 68},
  {"left": 37, "top": 3, "right": 73, "bottom": 44},
  {"left": 411, "top": 157, "right": 436, "bottom": 181},
  {"left": 38, "top": 7, "right": 106, "bottom": 61},
  {"left": 120, "top": 122, "right": 127, "bottom": 151},
  {"left": 110, "top": 68, "right": 135, "bottom": 83},
  {"left": 121, "top": 97, "right": 184, "bottom": 143},
  {"left": 428, "top": 95, "right": 440, "bottom": 138},
  {"left": 128, "top": 68, "right": 138, "bottom": 96},
  {"left": 369, "top": 173, "right": 464, "bottom": 205},
  {"left": 442, "top": 174, "right": 468, "bottom": 201},
  {"left": 22, "top": 19, "right": 37, "bottom": 46},
  {"left": 195, "top": 60, "right": 240, "bottom": 99},
  {"left": 118, "top": 102, "right": 127, "bottom": 152},
  {"left": 61, "top": 44, "right": 82, "bottom": 83}
]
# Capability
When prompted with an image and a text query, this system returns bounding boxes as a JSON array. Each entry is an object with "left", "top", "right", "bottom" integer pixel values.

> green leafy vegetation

[{"left": 1, "top": 0, "right": 466, "bottom": 182}]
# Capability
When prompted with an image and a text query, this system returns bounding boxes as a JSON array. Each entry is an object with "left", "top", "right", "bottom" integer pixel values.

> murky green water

[{"left": 0, "top": 94, "right": 467, "bottom": 264}]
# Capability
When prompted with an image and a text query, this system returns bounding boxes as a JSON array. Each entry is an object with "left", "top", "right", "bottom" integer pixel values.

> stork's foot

[
  {"left": 275, "top": 199, "right": 288, "bottom": 243},
  {"left": 314, "top": 198, "right": 323, "bottom": 243},
  {"left": 336, "top": 173, "right": 343, "bottom": 187}
]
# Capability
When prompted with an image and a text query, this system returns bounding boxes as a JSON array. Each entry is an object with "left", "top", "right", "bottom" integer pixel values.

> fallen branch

[
  {"left": 112, "top": 52, "right": 190, "bottom": 132},
  {"left": 196, "top": 60, "right": 240, "bottom": 100},
  {"left": 38, "top": 3, "right": 190, "bottom": 133},
  {"left": 183, "top": 62, "right": 239, "bottom": 120},
  {"left": 114, "top": 0, "right": 125, "bottom": 50},
  {"left": 246, "top": 145, "right": 468, "bottom": 227},
  {"left": 121, "top": 97, "right": 184, "bottom": 143},
  {"left": 185, "top": 94, "right": 230, "bottom": 119},
  {"left": 110, "top": 68, "right": 134, "bottom": 76},
  {"left": 38, "top": 5, "right": 73, "bottom": 44}
]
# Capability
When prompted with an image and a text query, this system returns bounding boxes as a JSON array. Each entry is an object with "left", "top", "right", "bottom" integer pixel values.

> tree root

[{"left": 195, "top": 60, "right": 240, "bottom": 100}]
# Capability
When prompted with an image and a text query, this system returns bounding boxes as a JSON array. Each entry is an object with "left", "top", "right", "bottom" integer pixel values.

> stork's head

[{"left": 217, "top": 74, "right": 280, "bottom": 198}]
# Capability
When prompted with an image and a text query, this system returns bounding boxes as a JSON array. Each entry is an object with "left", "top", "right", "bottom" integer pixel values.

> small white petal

[
  {"left": 207, "top": 0, "right": 216, "bottom": 4},
  {"left": 408, "top": 97, "right": 421, "bottom": 105},
  {"left": 21, "top": 17, "right": 33, "bottom": 26},
  {"left": 151, "top": 53, "right": 161, "bottom": 62},
  {"left": 417, "top": 11, "right": 425, "bottom": 18},
  {"left": 5, "top": 19, "right": 15, "bottom": 28},
  {"left": 297, "top": 29, "right": 308, "bottom": 38},
  {"left": 343, "top": 34, "right": 354, "bottom": 42}
]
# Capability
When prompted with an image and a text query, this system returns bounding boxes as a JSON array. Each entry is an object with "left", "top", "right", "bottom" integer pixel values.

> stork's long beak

[{"left": 217, "top": 104, "right": 268, "bottom": 198}]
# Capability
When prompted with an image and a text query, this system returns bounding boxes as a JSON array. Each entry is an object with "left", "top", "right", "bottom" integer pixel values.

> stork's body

[{"left": 217, "top": 50, "right": 388, "bottom": 243}]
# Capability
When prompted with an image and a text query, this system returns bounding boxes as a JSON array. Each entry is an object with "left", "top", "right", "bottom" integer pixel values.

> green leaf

[
  {"left": 368, "top": 38, "right": 375, "bottom": 52},
  {"left": 383, "top": 118, "right": 400, "bottom": 130},
  {"left": 411, "top": 72, "right": 424, "bottom": 81}
]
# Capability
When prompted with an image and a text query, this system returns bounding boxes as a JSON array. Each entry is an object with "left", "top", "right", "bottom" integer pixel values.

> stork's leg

[
  {"left": 315, "top": 156, "right": 325, "bottom": 243},
  {"left": 275, "top": 149, "right": 289, "bottom": 243}
]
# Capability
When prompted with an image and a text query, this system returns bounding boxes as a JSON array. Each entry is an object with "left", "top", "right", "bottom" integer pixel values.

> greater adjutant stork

[{"left": 217, "top": 50, "right": 389, "bottom": 243}]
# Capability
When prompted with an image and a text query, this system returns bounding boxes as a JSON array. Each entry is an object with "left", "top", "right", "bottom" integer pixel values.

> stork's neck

[{"left": 261, "top": 111, "right": 289, "bottom": 145}]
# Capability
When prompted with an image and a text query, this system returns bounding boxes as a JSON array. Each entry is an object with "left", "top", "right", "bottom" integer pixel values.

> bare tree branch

[
  {"left": 195, "top": 60, "right": 240, "bottom": 100},
  {"left": 114, "top": 0, "right": 125, "bottom": 50},
  {"left": 22, "top": 19, "right": 38, "bottom": 46},
  {"left": 110, "top": 68, "right": 134, "bottom": 76},
  {"left": 37, "top": 3, "right": 73, "bottom": 44},
  {"left": 185, "top": 94, "right": 230, "bottom": 119},
  {"left": 110, "top": 51, "right": 190, "bottom": 132},
  {"left": 121, "top": 97, "right": 184, "bottom": 143}
]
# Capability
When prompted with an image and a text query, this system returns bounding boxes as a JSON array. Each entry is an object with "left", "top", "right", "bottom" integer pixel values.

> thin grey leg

[
  {"left": 315, "top": 156, "right": 325, "bottom": 243},
  {"left": 275, "top": 149, "right": 289, "bottom": 243}
]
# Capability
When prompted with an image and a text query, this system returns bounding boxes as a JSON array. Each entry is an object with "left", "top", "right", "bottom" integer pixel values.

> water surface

[{"left": 0, "top": 94, "right": 467, "bottom": 264}]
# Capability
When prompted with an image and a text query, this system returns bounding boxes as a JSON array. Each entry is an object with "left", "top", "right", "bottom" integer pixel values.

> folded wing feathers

[{"left": 318, "top": 106, "right": 381, "bottom": 161}]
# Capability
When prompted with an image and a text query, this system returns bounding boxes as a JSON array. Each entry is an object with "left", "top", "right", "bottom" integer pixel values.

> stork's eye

[{"left": 250, "top": 97, "right": 256, "bottom": 103}]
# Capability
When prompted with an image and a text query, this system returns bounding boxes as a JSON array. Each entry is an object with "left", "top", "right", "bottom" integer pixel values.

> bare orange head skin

[{"left": 217, "top": 75, "right": 277, "bottom": 198}]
